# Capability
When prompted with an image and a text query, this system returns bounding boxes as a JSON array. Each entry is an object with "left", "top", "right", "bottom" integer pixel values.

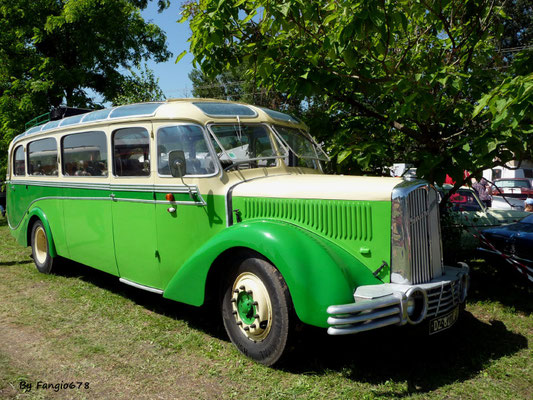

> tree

[
  {"left": 181, "top": 0, "right": 532, "bottom": 190},
  {"left": 0, "top": 0, "right": 171, "bottom": 178},
  {"left": 112, "top": 64, "right": 166, "bottom": 106}
]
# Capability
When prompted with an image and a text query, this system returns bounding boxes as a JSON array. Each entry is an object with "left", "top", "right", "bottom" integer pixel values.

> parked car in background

[
  {"left": 478, "top": 213, "right": 533, "bottom": 280},
  {"left": 490, "top": 178, "right": 533, "bottom": 208},
  {"left": 438, "top": 185, "right": 528, "bottom": 259}
]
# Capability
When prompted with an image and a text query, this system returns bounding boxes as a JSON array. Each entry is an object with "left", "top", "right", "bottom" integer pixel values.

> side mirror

[{"left": 168, "top": 150, "right": 186, "bottom": 178}]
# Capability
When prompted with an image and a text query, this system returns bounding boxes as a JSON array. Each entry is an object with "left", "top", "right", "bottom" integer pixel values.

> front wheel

[
  {"left": 31, "top": 220, "right": 55, "bottom": 274},
  {"left": 221, "top": 254, "right": 292, "bottom": 366}
]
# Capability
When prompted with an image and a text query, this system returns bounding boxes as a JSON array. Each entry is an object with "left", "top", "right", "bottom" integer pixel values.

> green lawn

[{"left": 0, "top": 216, "right": 531, "bottom": 400}]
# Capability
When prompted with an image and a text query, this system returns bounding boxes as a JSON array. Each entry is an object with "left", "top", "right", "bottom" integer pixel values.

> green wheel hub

[
  {"left": 231, "top": 272, "right": 273, "bottom": 341},
  {"left": 237, "top": 291, "right": 257, "bottom": 324}
]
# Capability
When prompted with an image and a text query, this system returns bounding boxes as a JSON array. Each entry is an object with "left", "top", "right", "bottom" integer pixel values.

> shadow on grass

[
  {"left": 53, "top": 258, "right": 227, "bottom": 340},
  {"left": 467, "top": 258, "right": 532, "bottom": 314},
  {"left": 52, "top": 258, "right": 527, "bottom": 397},
  {"left": 283, "top": 312, "right": 526, "bottom": 397}
]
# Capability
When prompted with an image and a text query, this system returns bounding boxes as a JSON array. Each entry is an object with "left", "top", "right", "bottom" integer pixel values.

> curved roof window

[
  {"left": 41, "top": 120, "right": 62, "bottom": 131},
  {"left": 193, "top": 102, "right": 257, "bottom": 117},
  {"left": 60, "top": 114, "right": 85, "bottom": 127},
  {"left": 82, "top": 108, "right": 112, "bottom": 123},
  {"left": 26, "top": 125, "right": 42, "bottom": 135},
  {"left": 260, "top": 108, "right": 300, "bottom": 123},
  {"left": 110, "top": 103, "right": 162, "bottom": 119}
]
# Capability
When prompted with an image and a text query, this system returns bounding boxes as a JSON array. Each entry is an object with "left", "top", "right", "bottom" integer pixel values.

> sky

[{"left": 140, "top": 1, "right": 195, "bottom": 98}]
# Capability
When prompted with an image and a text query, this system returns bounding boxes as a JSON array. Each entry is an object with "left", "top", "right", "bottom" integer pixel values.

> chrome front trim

[
  {"left": 391, "top": 180, "right": 443, "bottom": 284},
  {"left": 119, "top": 278, "right": 163, "bottom": 294},
  {"left": 327, "top": 265, "right": 468, "bottom": 335}
]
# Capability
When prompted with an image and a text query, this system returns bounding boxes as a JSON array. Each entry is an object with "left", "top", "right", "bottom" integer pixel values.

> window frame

[
  {"left": 27, "top": 137, "right": 59, "bottom": 177},
  {"left": 111, "top": 126, "right": 152, "bottom": 178},
  {"left": 61, "top": 130, "right": 109, "bottom": 178},
  {"left": 13, "top": 145, "right": 26, "bottom": 176},
  {"left": 156, "top": 123, "right": 220, "bottom": 178}
]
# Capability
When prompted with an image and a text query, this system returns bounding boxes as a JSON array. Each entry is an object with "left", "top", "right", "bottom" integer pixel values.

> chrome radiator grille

[
  {"left": 408, "top": 187, "right": 434, "bottom": 284},
  {"left": 391, "top": 181, "right": 443, "bottom": 285}
]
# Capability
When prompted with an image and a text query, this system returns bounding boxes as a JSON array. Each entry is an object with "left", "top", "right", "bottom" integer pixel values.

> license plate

[{"left": 429, "top": 307, "right": 459, "bottom": 335}]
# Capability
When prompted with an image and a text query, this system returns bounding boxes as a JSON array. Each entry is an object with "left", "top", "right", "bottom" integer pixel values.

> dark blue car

[{"left": 478, "top": 213, "right": 533, "bottom": 281}]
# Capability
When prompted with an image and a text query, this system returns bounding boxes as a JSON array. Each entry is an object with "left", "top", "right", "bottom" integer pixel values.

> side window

[
  {"left": 28, "top": 138, "right": 58, "bottom": 176},
  {"left": 158, "top": 125, "right": 216, "bottom": 176},
  {"left": 13, "top": 146, "right": 25, "bottom": 176},
  {"left": 62, "top": 131, "right": 108, "bottom": 177},
  {"left": 113, "top": 127, "right": 150, "bottom": 177}
]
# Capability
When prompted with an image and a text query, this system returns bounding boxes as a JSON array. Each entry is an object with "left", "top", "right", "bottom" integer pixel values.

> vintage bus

[{"left": 6, "top": 99, "right": 469, "bottom": 365}]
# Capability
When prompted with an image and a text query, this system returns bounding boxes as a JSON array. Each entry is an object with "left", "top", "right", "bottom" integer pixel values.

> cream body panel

[{"left": 231, "top": 174, "right": 403, "bottom": 201}]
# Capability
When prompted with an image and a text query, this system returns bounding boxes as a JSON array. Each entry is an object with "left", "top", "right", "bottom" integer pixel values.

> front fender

[{"left": 163, "top": 220, "right": 381, "bottom": 327}]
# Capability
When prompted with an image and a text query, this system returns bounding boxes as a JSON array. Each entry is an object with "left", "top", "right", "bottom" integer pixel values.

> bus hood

[{"left": 231, "top": 174, "right": 404, "bottom": 202}]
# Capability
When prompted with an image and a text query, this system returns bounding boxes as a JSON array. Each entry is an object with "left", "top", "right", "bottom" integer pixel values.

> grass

[{"left": 0, "top": 216, "right": 531, "bottom": 399}]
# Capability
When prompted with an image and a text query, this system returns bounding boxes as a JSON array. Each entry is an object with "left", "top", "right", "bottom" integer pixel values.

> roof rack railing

[
  {"left": 24, "top": 106, "right": 93, "bottom": 130},
  {"left": 25, "top": 112, "right": 50, "bottom": 130}
]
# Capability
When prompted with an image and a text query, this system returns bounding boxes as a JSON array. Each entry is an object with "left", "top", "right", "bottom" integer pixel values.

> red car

[{"left": 491, "top": 178, "right": 533, "bottom": 200}]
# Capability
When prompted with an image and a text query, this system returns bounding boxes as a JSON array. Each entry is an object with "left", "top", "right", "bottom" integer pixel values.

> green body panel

[
  {"left": 63, "top": 186, "right": 117, "bottom": 276},
  {"left": 112, "top": 189, "right": 160, "bottom": 287},
  {"left": 162, "top": 219, "right": 382, "bottom": 328},
  {"left": 155, "top": 193, "right": 226, "bottom": 287},
  {"left": 232, "top": 197, "right": 392, "bottom": 281}
]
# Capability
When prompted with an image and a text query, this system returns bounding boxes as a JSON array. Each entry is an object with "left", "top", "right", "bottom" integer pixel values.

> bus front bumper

[{"left": 326, "top": 265, "right": 469, "bottom": 335}]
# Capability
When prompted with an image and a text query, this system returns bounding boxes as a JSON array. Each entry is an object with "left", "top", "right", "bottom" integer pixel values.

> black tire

[
  {"left": 221, "top": 253, "right": 292, "bottom": 366},
  {"left": 31, "top": 220, "right": 55, "bottom": 274}
]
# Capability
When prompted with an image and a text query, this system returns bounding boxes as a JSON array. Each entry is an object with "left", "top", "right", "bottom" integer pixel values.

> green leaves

[{"left": 182, "top": 0, "right": 532, "bottom": 184}]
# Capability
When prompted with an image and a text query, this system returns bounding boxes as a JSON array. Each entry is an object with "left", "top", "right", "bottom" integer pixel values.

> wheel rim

[
  {"left": 231, "top": 272, "right": 273, "bottom": 341},
  {"left": 34, "top": 226, "right": 48, "bottom": 265}
]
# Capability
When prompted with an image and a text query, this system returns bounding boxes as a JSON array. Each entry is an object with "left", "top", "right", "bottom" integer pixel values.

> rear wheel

[
  {"left": 31, "top": 220, "right": 55, "bottom": 274},
  {"left": 221, "top": 254, "right": 292, "bottom": 366}
]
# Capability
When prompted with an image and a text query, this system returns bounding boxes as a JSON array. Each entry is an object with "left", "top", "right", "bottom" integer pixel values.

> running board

[{"left": 119, "top": 278, "right": 164, "bottom": 295}]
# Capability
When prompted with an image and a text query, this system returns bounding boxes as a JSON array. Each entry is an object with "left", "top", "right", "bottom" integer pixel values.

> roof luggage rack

[{"left": 25, "top": 106, "right": 93, "bottom": 130}]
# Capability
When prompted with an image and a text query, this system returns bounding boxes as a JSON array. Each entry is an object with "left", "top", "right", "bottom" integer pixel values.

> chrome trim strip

[
  {"left": 7, "top": 196, "right": 109, "bottom": 230},
  {"left": 119, "top": 278, "right": 163, "bottom": 294},
  {"left": 7, "top": 180, "right": 201, "bottom": 195},
  {"left": 7, "top": 194, "right": 204, "bottom": 231},
  {"left": 327, "top": 315, "right": 401, "bottom": 335}
]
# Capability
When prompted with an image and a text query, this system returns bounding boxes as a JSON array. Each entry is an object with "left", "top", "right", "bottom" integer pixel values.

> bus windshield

[
  {"left": 209, "top": 124, "right": 284, "bottom": 171},
  {"left": 208, "top": 124, "right": 326, "bottom": 171}
]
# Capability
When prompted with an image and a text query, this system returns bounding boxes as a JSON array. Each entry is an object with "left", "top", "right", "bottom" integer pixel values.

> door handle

[{"left": 110, "top": 193, "right": 116, "bottom": 201}]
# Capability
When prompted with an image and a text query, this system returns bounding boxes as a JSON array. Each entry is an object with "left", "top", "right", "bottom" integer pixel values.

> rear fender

[{"left": 26, "top": 208, "right": 58, "bottom": 258}]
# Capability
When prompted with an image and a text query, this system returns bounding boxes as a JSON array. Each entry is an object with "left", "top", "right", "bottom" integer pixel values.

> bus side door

[{"left": 110, "top": 124, "right": 160, "bottom": 289}]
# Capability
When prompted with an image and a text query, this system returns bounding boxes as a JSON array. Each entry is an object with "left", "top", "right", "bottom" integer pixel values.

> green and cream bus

[{"left": 6, "top": 99, "right": 469, "bottom": 365}]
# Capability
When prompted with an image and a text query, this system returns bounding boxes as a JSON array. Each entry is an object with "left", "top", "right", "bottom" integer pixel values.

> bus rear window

[
  {"left": 62, "top": 131, "right": 108, "bottom": 177},
  {"left": 28, "top": 138, "right": 58, "bottom": 176},
  {"left": 13, "top": 145, "right": 25, "bottom": 176}
]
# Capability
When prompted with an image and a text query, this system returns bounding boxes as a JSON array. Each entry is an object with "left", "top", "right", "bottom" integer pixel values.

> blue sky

[{"left": 141, "top": 1, "right": 195, "bottom": 98}]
